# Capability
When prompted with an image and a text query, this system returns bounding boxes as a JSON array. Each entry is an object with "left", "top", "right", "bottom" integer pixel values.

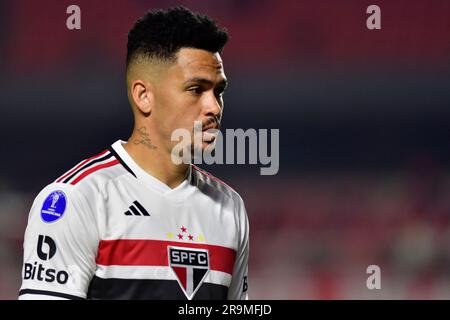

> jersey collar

[{"left": 111, "top": 140, "right": 193, "bottom": 197}]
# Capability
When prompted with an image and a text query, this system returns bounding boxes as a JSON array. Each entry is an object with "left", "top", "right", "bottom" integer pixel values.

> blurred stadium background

[{"left": 1, "top": 0, "right": 450, "bottom": 299}]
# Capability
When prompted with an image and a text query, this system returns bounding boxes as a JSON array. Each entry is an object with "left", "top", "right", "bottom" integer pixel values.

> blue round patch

[{"left": 41, "top": 190, "right": 67, "bottom": 223}]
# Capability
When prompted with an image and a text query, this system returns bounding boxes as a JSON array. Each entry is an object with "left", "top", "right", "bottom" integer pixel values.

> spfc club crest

[{"left": 168, "top": 246, "right": 210, "bottom": 299}]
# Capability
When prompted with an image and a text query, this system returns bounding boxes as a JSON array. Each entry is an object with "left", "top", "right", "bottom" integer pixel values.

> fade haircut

[{"left": 126, "top": 6, "right": 229, "bottom": 67}]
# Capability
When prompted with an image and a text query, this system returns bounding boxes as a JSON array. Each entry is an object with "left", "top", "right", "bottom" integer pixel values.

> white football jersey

[{"left": 19, "top": 140, "right": 249, "bottom": 300}]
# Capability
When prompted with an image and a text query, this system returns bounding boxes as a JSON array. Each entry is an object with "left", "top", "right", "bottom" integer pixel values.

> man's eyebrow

[{"left": 184, "top": 77, "right": 228, "bottom": 88}]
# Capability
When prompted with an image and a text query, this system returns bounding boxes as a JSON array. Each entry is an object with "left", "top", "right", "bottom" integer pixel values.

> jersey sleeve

[
  {"left": 227, "top": 196, "right": 249, "bottom": 300},
  {"left": 19, "top": 183, "right": 100, "bottom": 300}
]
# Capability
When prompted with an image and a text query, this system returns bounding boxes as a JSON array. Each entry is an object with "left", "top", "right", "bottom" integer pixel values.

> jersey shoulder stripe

[
  {"left": 55, "top": 149, "right": 110, "bottom": 183},
  {"left": 70, "top": 158, "right": 119, "bottom": 185},
  {"left": 63, "top": 151, "right": 114, "bottom": 184},
  {"left": 192, "top": 164, "right": 235, "bottom": 192},
  {"left": 192, "top": 165, "right": 243, "bottom": 205},
  {"left": 54, "top": 149, "right": 128, "bottom": 186}
]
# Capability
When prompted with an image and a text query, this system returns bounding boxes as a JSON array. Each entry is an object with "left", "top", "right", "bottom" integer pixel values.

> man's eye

[{"left": 188, "top": 87, "right": 202, "bottom": 94}]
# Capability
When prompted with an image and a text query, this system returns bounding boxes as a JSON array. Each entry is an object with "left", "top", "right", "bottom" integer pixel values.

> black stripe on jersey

[
  {"left": 19, "top": 288, "right": 85, "bottom": 300},
  {"left": 133, "top": 200, "right": 150, "bottom": 216},
  {"left": 87, "top": 276, "right": 228, "bottom": 300},
  {"left": 108, "top": 146, "right": 137, "bottom": 178},
  {"left": 62, "top": 152, "right": 114, "bottom": 183},
  {"left": 129, "top": 205, "right": 142, "bottom": 216}
]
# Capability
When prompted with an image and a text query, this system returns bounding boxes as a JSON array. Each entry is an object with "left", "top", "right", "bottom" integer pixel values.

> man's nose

[{"left": 203, "top": 92, "right": 222, "bottom": 118}]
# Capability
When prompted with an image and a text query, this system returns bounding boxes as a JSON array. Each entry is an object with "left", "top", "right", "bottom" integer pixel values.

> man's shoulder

[
  {"left": 34, "top": 147, "right": 131, "bottom": 203},
  {"left": 53, "top": 147, "right": 129, "bottom": 188},
  {"left": 191, "top": 165, "right": 244, "bottom": 205}
]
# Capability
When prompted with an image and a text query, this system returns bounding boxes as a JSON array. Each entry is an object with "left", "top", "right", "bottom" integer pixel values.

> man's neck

[{"left": 123, "top": 132, "right": 189, "bottom": 189}]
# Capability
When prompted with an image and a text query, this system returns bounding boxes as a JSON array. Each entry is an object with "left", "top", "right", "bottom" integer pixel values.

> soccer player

[{"left": 19, "top": 7, "right": 249, "bottom": 300}]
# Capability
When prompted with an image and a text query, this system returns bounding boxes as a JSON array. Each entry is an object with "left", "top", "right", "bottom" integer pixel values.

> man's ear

[{"left": 131, "top": 80, "right": 154, "bottom": 115}]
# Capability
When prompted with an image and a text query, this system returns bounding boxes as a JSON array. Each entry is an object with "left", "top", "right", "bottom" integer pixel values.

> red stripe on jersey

[
  {"left": 70, "top": 159, "right": 119, "bottom": 185},
  {"left": 192, "top": 164, "right": 235, "bottom": 192},
  {"left": 96, "top": 239, "right": 236, "bottom": 275},
  {"left": 56, "top": 149, "right": 109, "bottom": 183}
]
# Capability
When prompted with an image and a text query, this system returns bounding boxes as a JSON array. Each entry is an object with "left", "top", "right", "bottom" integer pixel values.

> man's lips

[
  {"left": 198, "top": 118, "right": 220, "bottom": 142},
  {"left": 202, "top": 124, "right": 220, "bottom": 131},
  {"left": 202, "top": 117, "right": 220, "bottom": 131}
]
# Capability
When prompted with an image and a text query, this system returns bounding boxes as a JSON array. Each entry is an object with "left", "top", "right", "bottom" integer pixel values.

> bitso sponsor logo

[{"left": 23, "top": 235, "right": 69, "bottom": 285}]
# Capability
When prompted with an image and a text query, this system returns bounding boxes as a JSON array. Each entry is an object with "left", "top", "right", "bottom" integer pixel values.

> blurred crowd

[{"left": 245, "top": 168, "right": 450, "bottom": 299}]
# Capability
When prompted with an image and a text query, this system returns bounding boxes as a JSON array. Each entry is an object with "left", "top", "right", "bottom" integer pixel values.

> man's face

[{"left": 152, "top": 48, "right": 227, "bottom": 153}]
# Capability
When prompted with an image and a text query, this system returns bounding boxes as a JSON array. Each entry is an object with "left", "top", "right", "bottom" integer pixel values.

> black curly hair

[{"left": 126, "top": 6, "right": 229, "bottom": 67}]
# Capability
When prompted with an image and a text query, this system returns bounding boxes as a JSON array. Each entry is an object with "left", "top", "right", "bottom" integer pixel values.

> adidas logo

[{"left": 124, "top": 200, "right": 150, "bottom": 216}]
